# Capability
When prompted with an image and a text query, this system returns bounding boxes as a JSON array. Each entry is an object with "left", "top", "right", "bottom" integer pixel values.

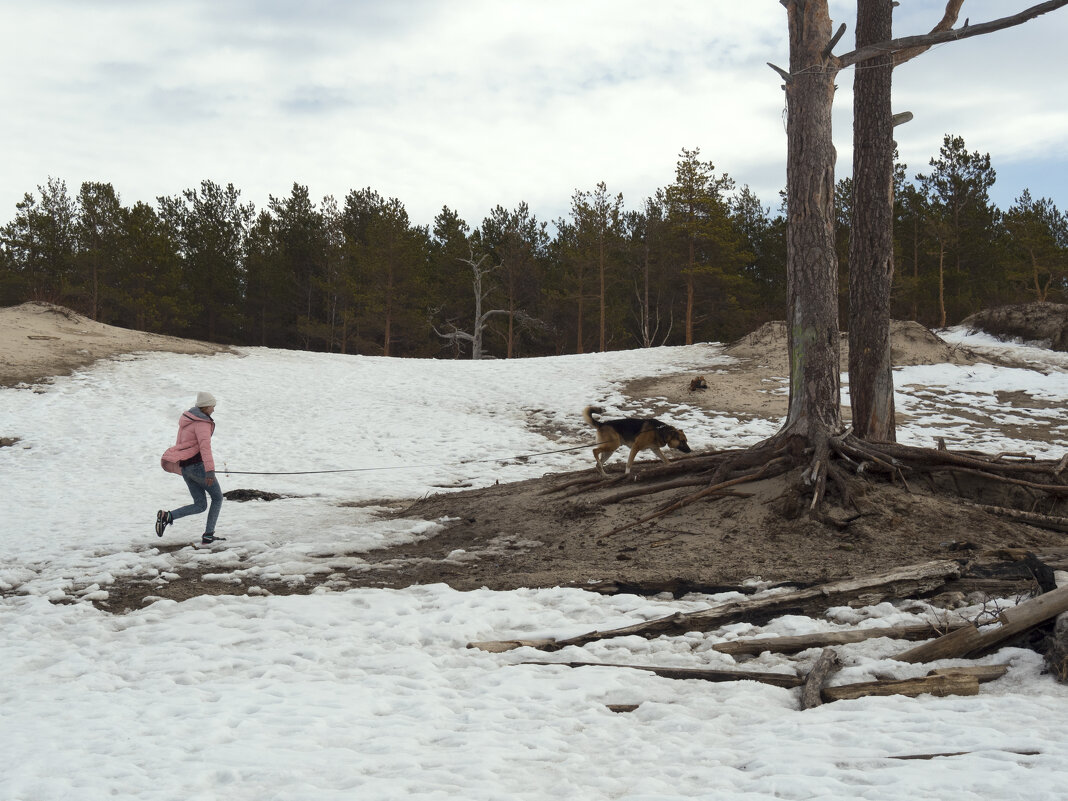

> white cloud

[{"left": 2, "top": 0, "right": 1065, "bottom": 228}]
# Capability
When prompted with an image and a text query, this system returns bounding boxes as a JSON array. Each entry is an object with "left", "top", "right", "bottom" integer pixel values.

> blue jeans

[{"left": 170, "top": 463, "right": 223, "bottom": 535}]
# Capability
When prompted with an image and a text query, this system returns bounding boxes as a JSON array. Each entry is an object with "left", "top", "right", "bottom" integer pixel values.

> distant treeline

[{"left": 2, "top": 135, "right": 1065, "bottom": 358}]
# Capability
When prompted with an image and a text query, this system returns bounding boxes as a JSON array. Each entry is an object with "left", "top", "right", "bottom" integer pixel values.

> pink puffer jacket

[{"left": 160, "top": 408, "right": 216, "bottom": 475}]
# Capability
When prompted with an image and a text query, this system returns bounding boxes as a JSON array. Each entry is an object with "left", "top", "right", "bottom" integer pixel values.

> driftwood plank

[
  {"left": 896, "top": 623, "right": 985, "bottom": 663},
  {"left": 468, "top": 638, "right": 556, "bottom": 653},
  {"left": 898, "top": 583, "right": 1068, "bottom": 663},
  {"left": 469, "top": 560, "right": 961, "bottom": 653},
  {"left": 713, "top": 622, "right": 969, "bottom": 657},
  {"left": 927, "top": 664, "right": 1008, "bottom": 683},
  {"left": 822, "top": 673, "right": 979, "bottom": 702},
  {"left": 800, "top": 648, "right": 840, "bottom": 710},
  {"left": 996, "top": 583, "right": 1068, "bottom": 629},
  {"left": 521, "top": 660, "right": 803, "bottom": 688}
]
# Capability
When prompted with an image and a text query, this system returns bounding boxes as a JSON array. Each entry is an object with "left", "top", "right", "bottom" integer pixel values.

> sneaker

[
  {"left": 155, "top": 510, "right": 172, "bottom": 537},
  {"left": 200, "top": 534, "right": 227, "bottom": 545}
]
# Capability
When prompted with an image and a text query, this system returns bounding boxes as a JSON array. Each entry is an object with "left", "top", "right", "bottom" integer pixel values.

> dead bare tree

[
  {"left": 430, "top": 251, "right": 508, "bottom": 360},
  {"left": 632, "top": 281, "right": 674, "bottom": 348}
]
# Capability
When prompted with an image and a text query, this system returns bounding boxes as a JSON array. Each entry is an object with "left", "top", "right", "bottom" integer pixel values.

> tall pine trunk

[
  {"left": 780, "top": 0, "right": 843, "bottom": 441},
  {"left": 848, "top": 0, "right": 897, "bottom": 442},
  {"left": 575, "top": 264, "right": 585, "bottom": 354},
  {"left": 685, "top": 238, "right": 696, "bottom": 345},
  {"left": 599, "top": 234, "right": 606, "bottom": 352},
  {"left": 938, "top": 238, "right": 947, "bottom": 328},
  {"left": 383, "top": 261, "right": 394, "bottom": 357}
]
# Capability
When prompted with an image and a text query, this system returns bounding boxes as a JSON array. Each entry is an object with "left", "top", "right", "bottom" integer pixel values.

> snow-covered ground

[{"left": 2, "top": 330, "right": 1067, "bottom": 800}]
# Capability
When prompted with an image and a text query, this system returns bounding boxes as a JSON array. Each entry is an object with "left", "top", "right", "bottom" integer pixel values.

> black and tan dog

[{"left": 583, "top": 406, "right": 691, "bottom": 476}]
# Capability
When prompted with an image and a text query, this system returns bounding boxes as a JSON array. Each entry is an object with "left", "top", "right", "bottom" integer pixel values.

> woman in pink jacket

[{"left": 156, "top": 391, "right": 224, "bottom": 545}]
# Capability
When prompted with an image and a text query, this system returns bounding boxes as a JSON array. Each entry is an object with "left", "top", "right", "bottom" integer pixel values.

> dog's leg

[
  {"left": 651, "top": 445, "right": 670, "bottom": 465},
  {"left": 625, "top": 446, "right": 641, "bottom": 475},
  {"left": 593, "top": 445, "right": 611, "bottom": 476}
]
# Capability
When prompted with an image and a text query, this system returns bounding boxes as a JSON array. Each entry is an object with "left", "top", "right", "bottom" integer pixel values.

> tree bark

[
  {"left": 848, "top": 0, "right": 897, "bottom": 442},
  {"left": 781, "top": 0, "right": 843, "bottom": 441}
]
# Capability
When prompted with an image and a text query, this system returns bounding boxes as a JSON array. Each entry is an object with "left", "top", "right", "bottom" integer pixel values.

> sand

[{"left": 0, "top": 302, "right": 229, "bottom": 388}]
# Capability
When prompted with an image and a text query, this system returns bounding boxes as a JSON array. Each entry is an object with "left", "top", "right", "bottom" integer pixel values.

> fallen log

[
  {"left": 997, "top": 582, "right": 1068, "bottom": 629},
  {"left": 970, "top": 582, "right": 1068, "bottom": 658},
  {"left": 822, "top": 672, "right": 979, "bottom": 702},
  {"left": 521, "top": 660, "right": 803, "bottom": 688},
  {"left": 897, "top": 583, "right": 1068, "bottom": 662},
  {"left": 579, "top": 577, "right": 774, "bottom": 599},
  {"left": 713, "top": 622, "right": 970, "bottom": 657},
  {"left": 468, "top": 638, "right": 557, "bottom": 653},
  {"left": 471, "top": 620, "right": 960, "bottom": 654},
  {"left": 800, "top": 648, "right": 840, "bottom": 710},
  {"left": 896, "top": 623, "right": 986, "bottom": 663},
  {"left": 468, "top": 560, "right": 961, "bottom": 653},
  {"left": 887, "top": 749, "right": 1039, "bottom": 760},
  {"left": 927, "top": 664, "right": 1008, "bottom": 683},
  {"left": 964, "top": 502, "right": 1068, "bottom": 533}
]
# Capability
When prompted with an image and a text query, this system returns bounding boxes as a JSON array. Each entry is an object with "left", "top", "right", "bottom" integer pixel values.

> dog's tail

[{"left": 583, "top": 405, "right": 604, "bottom": 429}]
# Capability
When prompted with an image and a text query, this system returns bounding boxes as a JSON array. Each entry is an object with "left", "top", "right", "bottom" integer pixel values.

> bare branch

[
  {"left": 823, "top": 22, "right": 848, "bottom": 60},
  {"left": 839, "top": 0, "right": 1068, "bottom": 69},
  {"left": 767, "top": 62, "right": 793, "bottom": 85},
  {"left": 891, "top": 111, "right": 914, "bottom": 127},
  {"left": 430, "top": 321, "right": 474, "bottom": 345},
  {"left": 893, "top": 0, "right": 964, "bottom": 67}
]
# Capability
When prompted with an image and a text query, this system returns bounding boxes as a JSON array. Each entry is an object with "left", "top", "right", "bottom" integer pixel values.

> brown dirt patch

[{"left": 349, "top": 463, "right": 1068, "bottom": 595}]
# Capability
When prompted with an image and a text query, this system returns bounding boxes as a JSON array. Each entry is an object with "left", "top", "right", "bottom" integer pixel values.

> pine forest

[{"left": 2, "top": 135, "right": 1066, "bottom": 359}]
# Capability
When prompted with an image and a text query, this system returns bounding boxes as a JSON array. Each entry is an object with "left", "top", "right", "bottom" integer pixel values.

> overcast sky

[{"left": 3, "top": 0, "right": 1066, "bottom": 231}]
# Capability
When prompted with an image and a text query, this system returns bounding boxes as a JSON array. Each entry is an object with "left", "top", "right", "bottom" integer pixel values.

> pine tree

[
  {"left": 75, "top": 181, "right": 123, "bottom": 322},
  {"left": 664, "top": 149, "right": 746, "bottom": 344}
]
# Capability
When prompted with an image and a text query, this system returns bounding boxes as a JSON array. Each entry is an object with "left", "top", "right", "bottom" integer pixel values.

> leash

[{"left": 221, "top": 442, "right": 591, "bottom": 476}]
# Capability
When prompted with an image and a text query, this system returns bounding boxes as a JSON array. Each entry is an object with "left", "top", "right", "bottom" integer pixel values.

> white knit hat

[{"left": 195, "top": 391, "right": 217, "bottom": 408}]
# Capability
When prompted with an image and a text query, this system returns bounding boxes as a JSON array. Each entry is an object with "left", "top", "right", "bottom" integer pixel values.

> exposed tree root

[
  {"left": 597, "top": 456, "right": 793, "bottom": 540},
  {"left": 566, "top": 428, "right": 1068, "bottom": 539}
]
